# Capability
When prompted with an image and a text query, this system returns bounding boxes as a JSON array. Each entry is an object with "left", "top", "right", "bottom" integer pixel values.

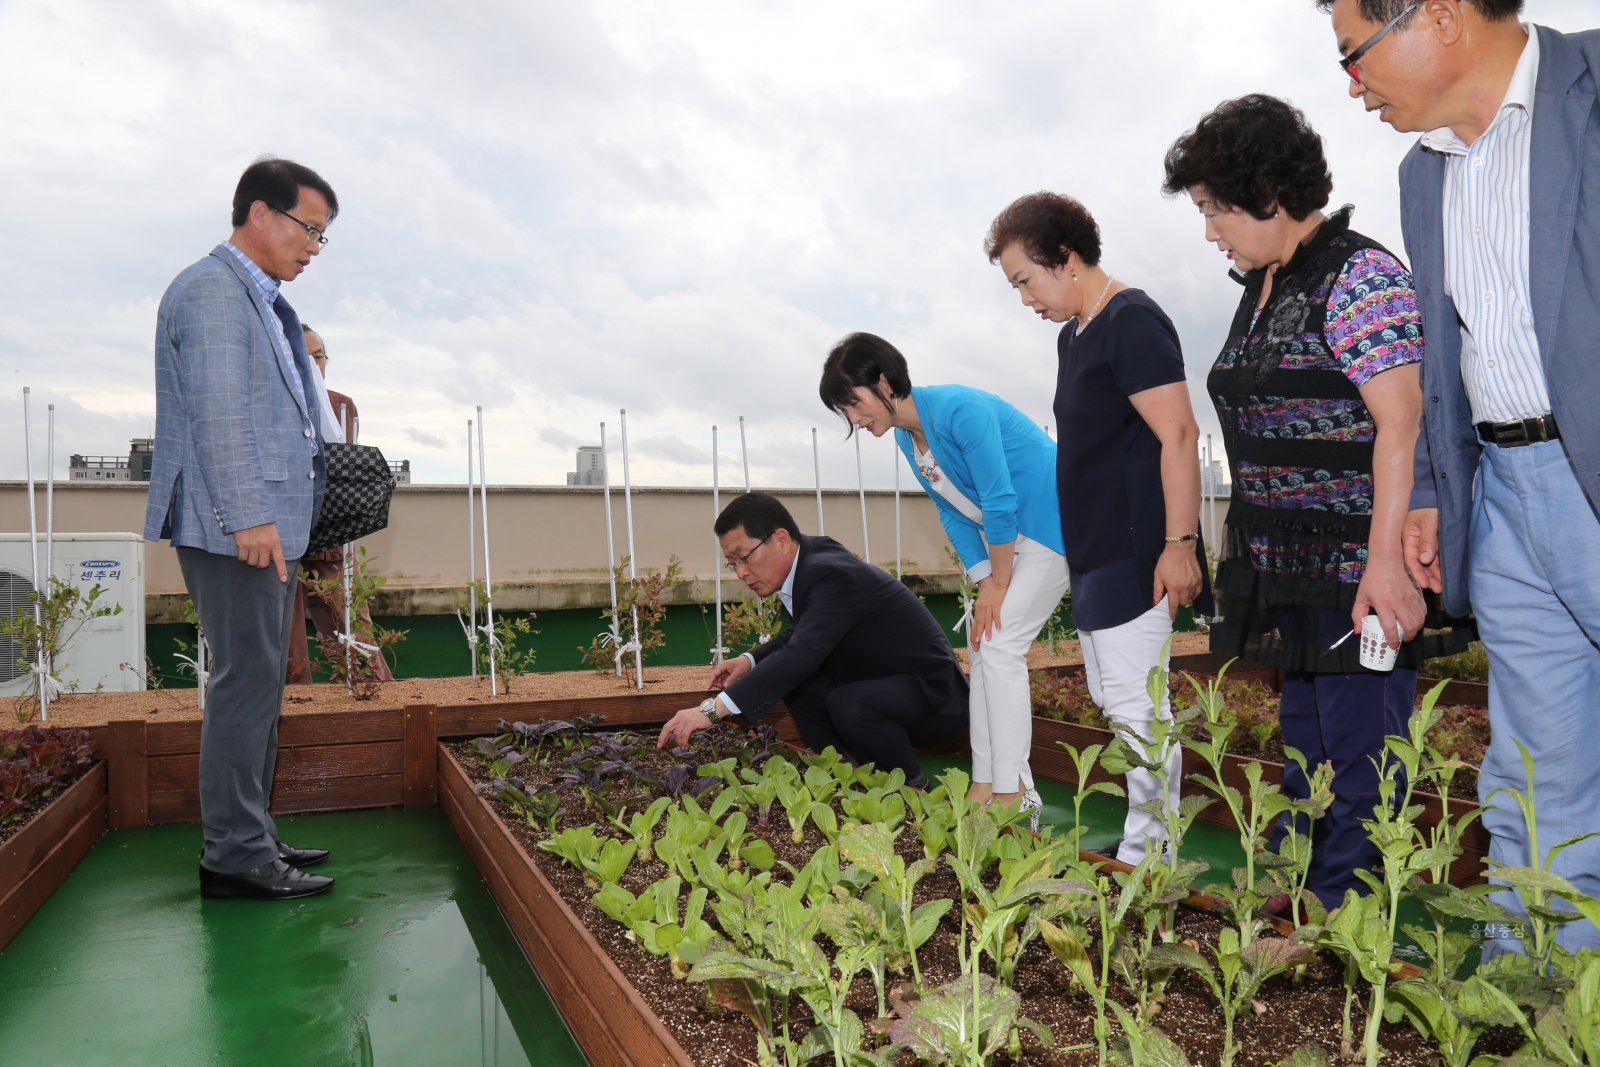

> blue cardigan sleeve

[{"left": 945, "top": 397, "right": 1020, "bottom": 547}]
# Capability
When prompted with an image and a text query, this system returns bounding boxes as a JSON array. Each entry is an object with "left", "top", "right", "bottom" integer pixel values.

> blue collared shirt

[
  {"left": 222, "top": 242, "right": 318, "bottom": 451},
  {"left": 1421, "top": 26, "right": 1549, "bottom": 424}
]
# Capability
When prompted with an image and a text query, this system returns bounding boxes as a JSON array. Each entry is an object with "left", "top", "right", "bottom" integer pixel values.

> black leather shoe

[
  {"left": 278, "top": 841, "right": 330, "bottom": 867},
  {"left": 1086, "top": 838, "right": 1123, "bottom": 861},
  {"left": 199, "top": 859, "right": 335, "bottom": 900}
]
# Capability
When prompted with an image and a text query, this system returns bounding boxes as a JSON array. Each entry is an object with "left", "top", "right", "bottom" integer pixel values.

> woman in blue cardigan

[{"left": 820, "top": 332, "right": 1065, "bottom": 826}]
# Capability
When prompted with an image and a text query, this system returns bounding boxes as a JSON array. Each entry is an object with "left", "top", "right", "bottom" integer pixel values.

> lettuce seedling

[
  {"left": 1148, "top": 928, "right": 1314, "bottom": 1067},
  {"left": 839, "top": 822, "right": 951, "bottom": 991}
]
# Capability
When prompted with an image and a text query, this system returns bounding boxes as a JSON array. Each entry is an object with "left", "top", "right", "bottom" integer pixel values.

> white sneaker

[{"left": 1020, "top": 788, "right": 1043, "bottom": 833}]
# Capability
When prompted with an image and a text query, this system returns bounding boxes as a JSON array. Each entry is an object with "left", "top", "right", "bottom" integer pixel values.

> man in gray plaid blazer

[{"left": 143, "top": 158, "right": 340, "bottom": 900}]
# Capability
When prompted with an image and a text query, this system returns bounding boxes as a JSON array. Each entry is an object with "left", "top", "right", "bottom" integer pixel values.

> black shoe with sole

[
  {"left": 1085, "top": 838, "right": 1123, "bottom": 861},
  {"left": 199, "top": 859, "right": 335, "bottom": 900},
  {"left": 278, "top": 841, "right": 330, "bottom": 867}
]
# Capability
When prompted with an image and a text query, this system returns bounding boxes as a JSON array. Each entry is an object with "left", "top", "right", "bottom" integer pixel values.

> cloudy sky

[{"left": 3, "top": 0, "right": 1595, "bottom": 489}]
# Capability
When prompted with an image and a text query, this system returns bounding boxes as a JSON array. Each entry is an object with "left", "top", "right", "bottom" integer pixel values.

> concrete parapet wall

[{"left": 0, "top": 481, "right": 970, "bottom": 617}]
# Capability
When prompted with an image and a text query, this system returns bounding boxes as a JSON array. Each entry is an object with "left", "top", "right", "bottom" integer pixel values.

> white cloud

[{"left": 2, "top": 0, "right": 1596, "bottom": 492}]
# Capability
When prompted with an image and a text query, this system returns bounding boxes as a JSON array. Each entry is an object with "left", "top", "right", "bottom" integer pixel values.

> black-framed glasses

[
  {"left": 275, "top": 207, "right": 329, "bottom": 247},
  {"left": 1340, "top": 1, "right": 1420, "bottom": 83},
  {"left": 723, "top": 536, "right": 769, "bottom": 573}
]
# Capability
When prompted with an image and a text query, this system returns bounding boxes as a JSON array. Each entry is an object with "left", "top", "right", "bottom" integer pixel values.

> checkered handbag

[{"left": 305, "top": 443, "right": 397, "bottom": 555}]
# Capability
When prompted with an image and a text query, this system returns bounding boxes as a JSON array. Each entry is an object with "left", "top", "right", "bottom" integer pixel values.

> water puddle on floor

[{"left": 0, "top": 807, "right": 583, "bottom": 1067}]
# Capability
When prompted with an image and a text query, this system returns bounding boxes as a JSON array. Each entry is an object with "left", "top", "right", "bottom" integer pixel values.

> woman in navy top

[
  {"left": 986, "top": 192, "right": 1212, "bottom": 863},
  {"left": 820, "top": 333, "right": 1065, "bottom": 828}
]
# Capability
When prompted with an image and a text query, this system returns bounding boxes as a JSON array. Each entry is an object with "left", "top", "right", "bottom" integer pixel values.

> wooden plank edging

[
  {"left": 0, "top": 762, "right": 108, "bottom": 952},
  {"left": 439, "top": 743, "right": 696, "bottom": 1067}
]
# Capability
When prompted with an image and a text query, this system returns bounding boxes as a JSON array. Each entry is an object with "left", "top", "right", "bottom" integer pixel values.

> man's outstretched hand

[{"left": 658, "top": 705, "right": 714, "bottom": 750}]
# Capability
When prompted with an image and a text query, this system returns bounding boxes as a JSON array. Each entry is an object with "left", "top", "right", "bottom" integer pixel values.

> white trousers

[
  {"left": 968, "top": 539, "right": 1070, "bottom": 793},
  {"left": 1080, "top": 598, "right": 1180, "bottom": 864}
]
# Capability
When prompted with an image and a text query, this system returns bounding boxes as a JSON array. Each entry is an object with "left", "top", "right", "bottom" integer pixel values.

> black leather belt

[{"left": 1477, "top": 414, "right": 1560, "bottom": 447}]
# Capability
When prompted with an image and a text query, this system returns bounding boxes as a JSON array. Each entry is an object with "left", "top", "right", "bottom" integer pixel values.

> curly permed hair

[
  {"left": 1160, "top": 94, "right": 1333, "bottom": 222},
  {"left": 1310, "top": 0, "right": 1522, "bottom": 21},
  {"left": 984, "top": 192, "right": 1101, "bottom": 270}
]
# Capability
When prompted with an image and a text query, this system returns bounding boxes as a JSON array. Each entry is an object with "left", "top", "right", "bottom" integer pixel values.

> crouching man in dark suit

[{"left": 657, "top": 492, "right": 969, "bottom": 788}]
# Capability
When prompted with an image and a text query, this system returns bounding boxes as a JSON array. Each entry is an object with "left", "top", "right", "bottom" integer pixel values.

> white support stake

[
  {"left": 478, "top": 407, "right": 499, "bottom": 695},
  {"left": 602, "top": 421, "right": 621, "bottom": 675},
  {"left": 855, "top": 431, "right": 870, "bottom": 564},
  {"left": 812, "top": 428, "right": 824, "bottom": 535},
  {"left": 21, "top": 389, "right": 48, "bottom": 721},
  {"left": 620, "top": 409, "right": 642, "bottom": 688},
  {"left": 738, "top": 415, "right": 750, "bottom": 493},
  {"left": 711, "top": 426, "right": 726, "bottom": 666},
  {"left": 341, "top": 402, "right": 353, "bottom": 695},
  {"left": 466, "top": 420, "right": 478, "bottom": 678},
  {"left": 894, "top": 441, "right": 901, "bottom": 580}
]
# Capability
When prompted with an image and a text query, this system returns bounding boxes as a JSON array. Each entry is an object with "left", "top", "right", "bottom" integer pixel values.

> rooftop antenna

[
  {"left": 21, "top": 389, "right": 50, "bottom": 721},
  {"left": 738, "top": 415, "right": 751, "bottom": 493},
  {"left": 463, "top": 420, "right": 478, "bottom": 678},
  {"left": 600, "top": 421, "right": 622, "bottom": 676},
  {"left": 711, "top": 426, "right": 728, "bottom": 666},
  {"left": 855, "top": 431, "right": 870, "bottom": 564},
  {"left": 812, "top": 428, "right": 824, "bottom": 534},
  {"left": 477, "top": 406, "right": 499, "bottom": 695},
  {"left": 620, "top": 409, "right": 643, "bottom": 688}
]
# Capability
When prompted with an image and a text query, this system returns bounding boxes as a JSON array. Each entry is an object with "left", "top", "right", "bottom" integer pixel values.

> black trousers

[{"left": 782, "top": 673, "right": 968, "bottom": 781}]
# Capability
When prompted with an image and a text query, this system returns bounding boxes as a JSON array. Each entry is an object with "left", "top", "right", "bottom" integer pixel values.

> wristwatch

[{"left": 698, "top": 697, "right": 720, "bottom": 726}]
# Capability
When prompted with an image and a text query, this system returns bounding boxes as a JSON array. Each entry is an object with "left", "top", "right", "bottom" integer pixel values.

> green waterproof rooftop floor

[{"left": 0, "top": 807, "right": 586, "bottom": 1067}]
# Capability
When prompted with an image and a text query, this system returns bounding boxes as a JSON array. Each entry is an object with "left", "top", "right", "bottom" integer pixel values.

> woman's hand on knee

[{"left": 972, "top": 578, "right": 1006, "bottom": 649}]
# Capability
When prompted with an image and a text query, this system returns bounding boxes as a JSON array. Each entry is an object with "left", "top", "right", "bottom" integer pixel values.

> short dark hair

[
  {"left": 715, "top": 492, "right": 801, "bottom": 543},
  {"left": 1311, "top": 0, "right": 1522, "bottom": 21},
  {"left": 231, "top": 157, "right": 340, "bottom": 229},
  {"left": 1161, "top": 94, "right": 1333, "bottom": 222},
  {"left": 302, "top": 323, "right": 316, "bottom": 333},
  {"left": 819, "top": 333, "right": 911, "bottom": 433},
  {"left": 984, "top": 192, "right": 1101, "bottom": 270}
]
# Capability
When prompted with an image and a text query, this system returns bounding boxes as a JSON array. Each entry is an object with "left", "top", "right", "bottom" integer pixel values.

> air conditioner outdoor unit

[{"left": 0, "top": 533, "right": 146, "bottom": 698}]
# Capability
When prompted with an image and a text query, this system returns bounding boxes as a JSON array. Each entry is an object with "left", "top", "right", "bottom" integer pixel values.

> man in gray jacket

[
  {"left": 1318, "top": 0, "right": 1600, "bottom": 956},
  {"left": 144, "top": 158, "right": 340, "bottom": 900}
]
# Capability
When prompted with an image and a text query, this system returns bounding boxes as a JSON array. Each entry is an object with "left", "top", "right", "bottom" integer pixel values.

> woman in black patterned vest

[{"left": 1163, "top": 95, "right": 1469, "bottom": 917}]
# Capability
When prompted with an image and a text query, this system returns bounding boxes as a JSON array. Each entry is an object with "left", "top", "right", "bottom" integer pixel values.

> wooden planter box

[
  {"left": 439, "top": 743, "right": 696, "bottom": 1067},
  {"left": 0, "top": 762, "right": 108, "bottom": 952},
  {"left": 1030, "top": 716, "right": 1490, "bottom": 887}
]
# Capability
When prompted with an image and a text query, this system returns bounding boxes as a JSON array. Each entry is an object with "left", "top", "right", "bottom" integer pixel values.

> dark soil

[
  {"left": 451, "top": 728, "right": 1473, "bottom": 1067},
  {"left": 0, "top": 761, "right": 94, "bottom": 849}
]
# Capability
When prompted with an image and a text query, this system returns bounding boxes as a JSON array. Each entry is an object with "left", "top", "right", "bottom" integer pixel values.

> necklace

[{"left": 1074, "top": 275, "right": 1116, "bottom": 337}]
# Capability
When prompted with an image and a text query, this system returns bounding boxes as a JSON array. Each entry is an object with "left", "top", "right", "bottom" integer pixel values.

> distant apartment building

[
  {"left": 389, "top": 459, "right": 411, "bottom": 485},
  {"left": 70, "top": 439, "right": 153, "bottom": 482},
  {"left": 566, "top": 445, "right": 605, "bottom": 486}
]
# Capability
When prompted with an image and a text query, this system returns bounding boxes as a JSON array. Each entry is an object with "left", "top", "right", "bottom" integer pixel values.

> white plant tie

[
  {"left": 335, "top": 630, "right": 380, "bottom": 660},
  {"left": 597, "top": 629, "right": 641, "bottom": 671},
  {"left": 953, "top": 594, "right": 975, "bottom": 635},
  {"left": 173, "top": 653, "right": 209, "bottom": 688},
  {"left": 477, "top": 622, "right": 502, "bottom": 650},
  {"left": 455, "top": 608, "right": 480, "bottom": 649},
  {"left": 32, "top": 661, "right": 63, "bottom": 701}
]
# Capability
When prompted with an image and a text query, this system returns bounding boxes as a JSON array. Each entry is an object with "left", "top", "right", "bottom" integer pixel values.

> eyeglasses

[
  {"left": 723, "top": 536, "right": 770, "bottom": 573},
  {"left": 1339, "top": 1, "right": 1419, "bottom": 83},
  {"left": 275, "top": 207, "right": 329, "bottom": 247}
]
